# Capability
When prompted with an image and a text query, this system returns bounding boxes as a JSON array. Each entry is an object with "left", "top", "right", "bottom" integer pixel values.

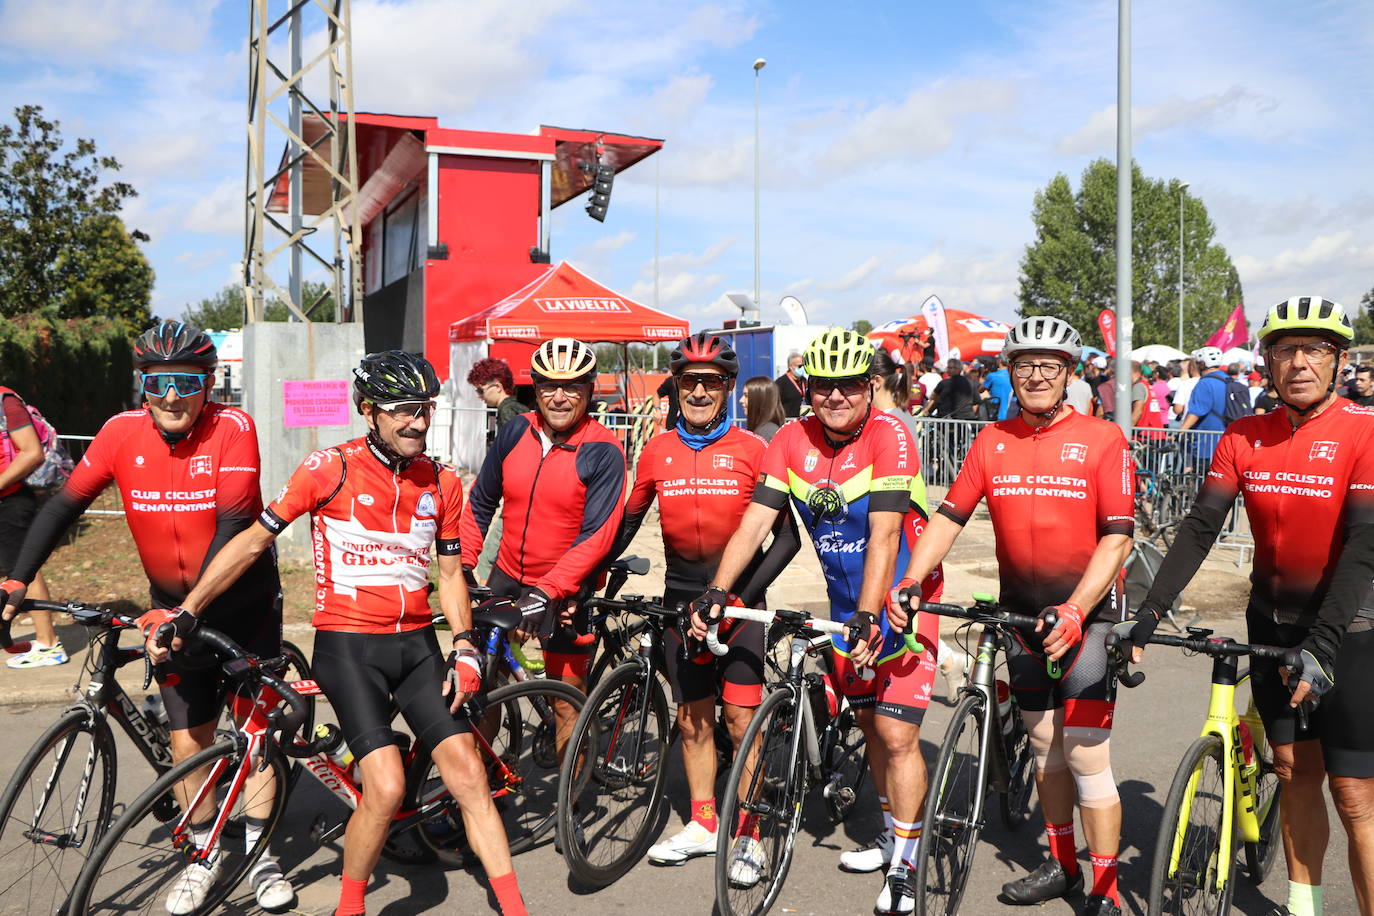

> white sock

[
  {"left": 879, "top": 796, "right": 893, "bottom": 838},
  {"left": 888, "top": 818, "right": 922, "bottom": 872}
]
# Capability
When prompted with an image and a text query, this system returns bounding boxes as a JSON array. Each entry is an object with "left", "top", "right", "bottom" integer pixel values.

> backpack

[
  {"left": 0, "top": 390, "right": 75, "bottom": 490},
  {"left": 1219, "top": 377, "right": 1254, "bottom": 426}
]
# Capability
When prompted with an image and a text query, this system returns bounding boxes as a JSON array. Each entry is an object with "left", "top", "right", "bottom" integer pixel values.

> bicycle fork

[{"left": 602, "top": 632, "right": 660, "bottom": 783}]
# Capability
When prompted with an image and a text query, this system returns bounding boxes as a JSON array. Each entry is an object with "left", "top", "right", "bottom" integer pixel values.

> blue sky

[{"left": 2, "top": 0, "right": 1371, "bottom": 336}]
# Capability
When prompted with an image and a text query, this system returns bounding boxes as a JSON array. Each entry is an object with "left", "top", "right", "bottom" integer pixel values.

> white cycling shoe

[
  {"left": 647, "top": 821, "right": 717, "bottom": 864},
  {"left": 728, "top": 836, "right": 766, "bottom": 888},
  {"left": 249, "top": 857, "right": 296, "bottom": 911},
  {"left": 875, "top": 863, "right": 916, "bottom": 915},
  {"left": 839, "top": 832, "right": 893, "bottom": 873},
  {"left": 164, "top": 855, "right": 222, "bottom": 915}
]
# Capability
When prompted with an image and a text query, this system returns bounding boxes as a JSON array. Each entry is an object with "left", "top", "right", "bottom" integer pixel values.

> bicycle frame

[
  {"left": 1165, "top": 654, "right": 1268, "bottom": 893},
  {"left": 84, "top": 626, "right": 174, "bottom": 771}
]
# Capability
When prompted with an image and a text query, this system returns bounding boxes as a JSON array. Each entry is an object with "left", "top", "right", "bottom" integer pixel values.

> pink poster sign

[{"left": 282, "top": 379, "right": 351, "bottom": 428}]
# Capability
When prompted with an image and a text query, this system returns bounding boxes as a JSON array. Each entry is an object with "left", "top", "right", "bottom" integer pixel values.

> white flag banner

[{"left": 921, "top": 294, "right": 951, "bottom": 362}]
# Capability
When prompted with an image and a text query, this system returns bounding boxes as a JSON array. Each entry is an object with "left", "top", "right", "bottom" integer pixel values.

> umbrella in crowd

[{"left": 868, "top": 308, "right": 1010, "bottom": 365}]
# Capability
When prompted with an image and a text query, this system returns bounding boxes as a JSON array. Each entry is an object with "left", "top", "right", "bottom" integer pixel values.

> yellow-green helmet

[
  {"left": 1257, "top": 296, "right": 1354, "bottom": 347},
  {"left": 804, "top": 327, "right": 874, "bottom": 379}
]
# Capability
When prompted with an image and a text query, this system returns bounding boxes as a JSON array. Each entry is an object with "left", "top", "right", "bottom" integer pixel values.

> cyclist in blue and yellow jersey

[{"left": 695, "top": 327, "right": 943, "bottom": 915}]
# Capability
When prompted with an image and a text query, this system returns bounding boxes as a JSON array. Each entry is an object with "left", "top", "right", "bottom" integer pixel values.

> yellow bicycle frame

[{"left": 1166, "top": 673, "right": 1272, "bottom": 894}]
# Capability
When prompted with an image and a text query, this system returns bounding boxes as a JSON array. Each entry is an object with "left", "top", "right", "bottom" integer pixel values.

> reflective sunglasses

[
  {"left": 374, "top": 400, "right": 436, "bottom": 421},
  {"left": 141, "top": 372, "right": 208, "bottom": 398},
  {"left": 534, "top": 381, "right": 589, "bottom": 399},
  {"left": 678, "top": 372, "right": 730, "bottom": 393},
  {"left": 808, "top": 376, "right": 870, "bottom": 398}
]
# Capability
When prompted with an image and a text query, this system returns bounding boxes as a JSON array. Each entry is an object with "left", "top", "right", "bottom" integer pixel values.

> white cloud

[
  {"left": 823, "top": 255, "right": 882, "bottom": 293},
  {"left": 181, "top": 178, "right": 243, "bottom": 236},
  {"left": 1055, "top": 87, "right": 1271, "bottom": 156},
  {"left": 0, "top": 0, "right": 216, "bottom": 59},
  {"left": 651, "top": 238, "right": 736, "bottom": 275}
]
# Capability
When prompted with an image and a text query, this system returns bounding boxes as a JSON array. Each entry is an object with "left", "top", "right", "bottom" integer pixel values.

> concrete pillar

[{"left": 243, "top": 322, "right": 368, "bottom": 562}]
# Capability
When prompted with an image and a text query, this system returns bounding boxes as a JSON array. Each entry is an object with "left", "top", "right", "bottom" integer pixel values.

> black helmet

[
  {"left": 352, "top": 350, "right": 441, "bottom": 411},
  {"left": 670, "top": 331, "right": 739, "bottom": 376},
  {"left": 133, "top": 321, "right": 217, "bottom": 369}
]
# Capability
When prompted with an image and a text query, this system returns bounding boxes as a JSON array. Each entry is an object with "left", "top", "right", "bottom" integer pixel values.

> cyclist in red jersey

[
  {"left": 1, "top": 321, "right": 294, "bottom": 913},
  {"left": 161, "top": 351, "right": 529, "bottom": 916},
  {"left": 697, "top": 328, "right": 943, "bottom": 915},
  {"left": 1127, "top": 297, "right": 1374, "bottom": 916},
  {"left": 893, "top": 317, "right": 1135, "bottom": 916},
  {"left": 610, "top": 333, "right": 799, "bottom": 866},
  {"left": 460, "top": 338, "right": 625, "bottom": 708}
]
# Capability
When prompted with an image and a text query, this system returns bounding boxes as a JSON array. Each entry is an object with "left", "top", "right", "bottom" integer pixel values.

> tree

[
  {"left": 1355, "top": 286, "right": 1374, "bottom": 347},
  {"left": 183, "top": 281, "right": 336, "bottom": 330},
  {"left": 1018, "top": 160, "right": 1244, "bottom": 352},
  {"left": 0, "top": 105, "right": 149, "bottom": 328},
  {"left": 851, "top": 319, "right": 874, "bottom": 336}
]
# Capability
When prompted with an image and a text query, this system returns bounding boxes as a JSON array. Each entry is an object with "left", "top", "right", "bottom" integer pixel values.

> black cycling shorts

[
  {"left": 1006, "top": 602, "right": 1122, "bottom": 732},
  {"left": 486, "top": 564, "right": 592, "bottom": 677},
  {"left": 0, "top": 485, "right": 37, "bottom": 576},
  {"left": 1246, "top": 609, "right": 1374, "bottom": 779},
  {"left": 311, "top": 626, "right": 470, "bottom": 762},
  {"left": 661, "top": 588, "right": 764, "bottom": 708},
  {"left": 159, "top": 594, "right": 283, "bottom": 731}
]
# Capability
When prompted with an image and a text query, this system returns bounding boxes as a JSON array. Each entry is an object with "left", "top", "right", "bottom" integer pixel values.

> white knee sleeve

[
  {"left": 1022, "top": 707, "right": 1066, "bottom": 773},
  {"left": 1064, "top": 730, "right": 1118, "bottom": 808}
]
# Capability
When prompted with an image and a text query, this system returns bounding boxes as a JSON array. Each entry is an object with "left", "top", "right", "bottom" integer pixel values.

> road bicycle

[
  {"left": 711, "top": 606, "right": 868, "bottom": 916},
  {"left": 898, "top": 594, "right": 1042, "bottom": 916},
  {"left": 1106, "top": 626, "right": 1290, "bottom": 915},
  {"left": 69, "top": 607, "right": 584, "bottom": 914},
  {"left": 0, "top": 599, "right": 309, "bottom": 915},
  {"left": 1123, "top": 537, "right": 1190, "bottom": 634},
  {"left": 556, "top": 594, "right": 683, "bottom": 887}
]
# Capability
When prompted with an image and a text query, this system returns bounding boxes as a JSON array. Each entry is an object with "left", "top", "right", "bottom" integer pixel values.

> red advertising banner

[{"left": 1098, "top": 309, "right": 1116, "bottom": 357}]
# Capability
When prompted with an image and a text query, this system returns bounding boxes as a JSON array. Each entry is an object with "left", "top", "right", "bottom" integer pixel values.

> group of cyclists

[{"left": 0, "top": 292, "right": 1368, "bottom": 916}]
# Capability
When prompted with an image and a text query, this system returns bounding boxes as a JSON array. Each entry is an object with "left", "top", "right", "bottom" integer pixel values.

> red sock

[
  {"left": 691, "top": 798, "right": 719, "bottom": 832},
  {"left": 1089, "top": 851, "right": 1119, "bottom": 902},
  {"left": 489, "top": 871, "right": 527, "bottom": 916},
  {"left": 736, "top": 810, "right": 760, "bottom": 839},
  {"left": 335, "top": 875, "right": 367, "bottom": 916},
  {"left": 1045, "top": 821, "right": 1078, "bottom": 875}
]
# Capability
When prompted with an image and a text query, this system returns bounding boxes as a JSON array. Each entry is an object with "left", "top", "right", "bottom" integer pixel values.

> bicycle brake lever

[{"left": 143, "top": 654, "right": 154, "bottom": 690}]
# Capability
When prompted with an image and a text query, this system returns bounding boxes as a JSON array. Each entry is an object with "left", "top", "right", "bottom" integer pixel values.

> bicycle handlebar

[
  {"left": 705, "top": 606, "right": 873, "bottom": 681},
  {"left": 1103, "top": 628, "right": 1303, "bottom": 692},
  {"left": 0, "top": 596, "right": 136, "bottom": 652}
]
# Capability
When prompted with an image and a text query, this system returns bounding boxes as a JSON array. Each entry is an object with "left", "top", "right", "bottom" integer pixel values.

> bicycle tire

[
  {"left": 69, "top": 738, "right": 289, "bottom": 916},
  {"left": 998, "top": 699, "right": 1037, "bottom": 829},
  {"left": 402, "top": 678, "right": 585, "bottom": 867},
  {"left": 1148, "top": 734, "right": 1235, "bottom": 916},
  {"left": 556, "top": 661, "right": 670, "bottom": 887},
  {"left": 821, "top": 705, "right": 868, "bottom": 824},
  {"left": 714, "top": 687, "right": 806, "bottom": 916},
  {"left": 0, "top": 707, "right": 118, "bottom": 914},
  {"left": 915, "top": 693, "right": 987, "bottom": 916},
  {"left": 1237, "top": 685, "right": 1281, "bottom": 883}
]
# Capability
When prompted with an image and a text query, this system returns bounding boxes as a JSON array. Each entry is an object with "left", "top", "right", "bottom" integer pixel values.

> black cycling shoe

[
  {"left": 1082, "top": 894, "right": 1121, "bottom": 916},
  {"left": 1000, "top": 859, "right": 1084, "bottom": 905}
]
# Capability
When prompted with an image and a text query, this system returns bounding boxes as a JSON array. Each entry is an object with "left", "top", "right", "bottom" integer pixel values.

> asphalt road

[{"left": 0, "top": 618, "right": 1355, "bottom": 916}]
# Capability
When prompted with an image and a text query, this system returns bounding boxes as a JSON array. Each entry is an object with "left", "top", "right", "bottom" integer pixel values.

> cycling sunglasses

[
  {"left": 808, "top": 376, "right": 871, "bottom": 398},
  {"left": 678, "top": 372, "right": 730, "bottom": 393},
  {"left": 141, "top": 372, "right": 208, "bottom": 398}
]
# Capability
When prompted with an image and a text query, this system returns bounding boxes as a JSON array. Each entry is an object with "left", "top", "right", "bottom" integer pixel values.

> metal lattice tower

[{"left": 244, "top": 0, "right": 360, "bottom": 322}]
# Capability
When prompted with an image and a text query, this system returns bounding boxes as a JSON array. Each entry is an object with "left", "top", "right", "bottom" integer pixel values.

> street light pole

[
  {"left": 753, "top": 58, "right": 766, "bottom": 321},
  {"left": 1178, "top": 180, "right": 1189, "bottom": 351}
]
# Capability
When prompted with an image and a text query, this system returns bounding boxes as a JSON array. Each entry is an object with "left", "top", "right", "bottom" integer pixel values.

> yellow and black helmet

[
  {"left": 804, "top": 327, "right": 874, "bottom": 379},
  {"left": 530, "top": 338, "right": 597, "bottom": 383},
  {"left": 1257, "top": 296, "right": 1354, "bottom": 348}
]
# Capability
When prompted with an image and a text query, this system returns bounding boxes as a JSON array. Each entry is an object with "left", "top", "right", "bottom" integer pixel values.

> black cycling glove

[
  {"left": 690, "top": 587, "right": 729, "bottom": 626},
  {"left": 1295, "top": 647, "right": 1335, "bottom": 700},
  {"left": 516, "top": 587, "right": 550, "bottom": 636},
  {"left": 848, "top": 611, "right": 881, "bottom": 655},
  {"left": 1124, "top": 602, "right": 1165, "bottom": 652}
]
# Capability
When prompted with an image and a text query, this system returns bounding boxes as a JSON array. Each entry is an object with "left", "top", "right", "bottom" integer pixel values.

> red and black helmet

[
  {"left": 133, "top": 320, "right": 218, "bottom": 369},
  {"left": 670, "top": 331, "right": 739, "bottom": 376}
]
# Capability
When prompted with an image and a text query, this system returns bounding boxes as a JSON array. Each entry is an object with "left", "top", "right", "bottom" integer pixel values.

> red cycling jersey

[
  {"left": 460, "top": 412, "right": 625, "bottom": 600},
  {"left": 626, "top": 425, "right": 766, "bottom": 595},
  {"left": 61, "top": 403, "right": 279, "bottom": 612},
  {"left": 938, "top": 407, "right": 1135, "bottom": 616},
  {"left": 1195, "top": 399, "right": 1374, "bottom": 624},
  {"left": 261, "top": 435, "right": 463, "bottom": 634}
]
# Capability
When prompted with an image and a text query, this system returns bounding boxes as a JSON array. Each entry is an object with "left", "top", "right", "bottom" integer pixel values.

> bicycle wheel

[
  {"left": 1237, "top": 689, "right": 1282, "bottom": 883},
  {"left": 821, "top": 704, "right": 868, "bottom": 824},
  {"left": 69, "top": 739, "right": 289, "bottom": 916},
  {"left": 1148, "top": 735, "right": 1236, "bottom": 915},
  {"left": 557, "top": 661, "right": 670, "bottom": 887},
  {"left": 714, "top": 687, "right": 806, "bottom": 916},
  {"left": 998, "top": 699, "right": 1037, "bottom": 829},
  {"left": 401, "top": 678, "right": 584, "bottom": 867},
  {"left": 0, "top": 707, "right": 118, "bottom": 914},
  {"left": 915, "top": 693, "right": 987, "bottom": 916}
]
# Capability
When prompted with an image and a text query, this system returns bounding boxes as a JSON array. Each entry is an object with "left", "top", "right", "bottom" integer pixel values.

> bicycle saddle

[
  {"left": 608, "top": 556, "right": 651, "bottom": 576},
  {"left": 473, "top": 598, "right": 522, "bottom": 632}
]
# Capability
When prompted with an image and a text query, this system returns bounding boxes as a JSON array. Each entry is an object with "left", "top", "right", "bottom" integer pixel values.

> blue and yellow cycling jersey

[{"left": 754, "top": 410, "right": 943, "bottom": 660}]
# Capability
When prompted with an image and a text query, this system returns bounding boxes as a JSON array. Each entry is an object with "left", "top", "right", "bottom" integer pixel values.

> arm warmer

[
  {"left": 11, "top": 491, "right": 95, "bottom": 583},
  {"left": 609, "top": 510, "right": 647, "bottom": 564}
]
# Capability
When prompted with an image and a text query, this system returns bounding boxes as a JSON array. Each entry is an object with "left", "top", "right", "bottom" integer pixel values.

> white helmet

[
  {"left": 1002, "top": 316, "right": 1082, "bottom": 364},
  {"left": 1191, "top": 346, "right": 1223, "bottom": 369}
]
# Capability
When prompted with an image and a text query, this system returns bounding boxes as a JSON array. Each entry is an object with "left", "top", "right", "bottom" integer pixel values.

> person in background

[
  {"left": 1254, "top": 375, "right": 1281, "bottom": 415},
  {"left": 468, "top": 358, "right": 523, "bottom": 434},
  {"left": 1227, "top": 361, "right": 1244, "bottom": 380},
  {"left": 871, "top": 348, "right": 919, "bottom": 437},
  {"left": 774, "top": 352, "right": 806, "bottom": 418},
  {"left": 740, "top": 376, "right": 785, "bottom": 442},
  {"left": 656, "top": 374, "right": 680, "bottom": 428},
  {"left": 1064, "top": 363, "right": 1094, "bottom": 416},
  {"left": 1349, "top": 364, "right": 1374, "bottom": 408},
  {"left": 1131, "top": 362, "right": 1160, "bottom": 428},
  {"left": 1248, "top": 370, "right": 1267, "bottom": 408},
  {"left": 1169, "top": 357, "right": 1201, "bottom": 425},
  {"left": 917, "top": 359, "right": 941, "bottom": 403},
  {"left": 982, "top": 355, "right": 1014, "bottom": 421},
  {"left": 929, "top": 358, "right": 977, "bottom": 419},
  {"left": 1150, "top": 366, "right": 1174, "bottom": 428},
  {"left": 1181, "top": 346, "right": 1233, "bottom": 467},
  {"left": 0, "top": 385, "right": 62, "bottom": 669}
]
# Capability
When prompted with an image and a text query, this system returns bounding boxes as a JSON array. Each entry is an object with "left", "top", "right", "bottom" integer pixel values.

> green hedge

[{"left": 0, "top": 311, "right": 133, "bottom": 435}]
